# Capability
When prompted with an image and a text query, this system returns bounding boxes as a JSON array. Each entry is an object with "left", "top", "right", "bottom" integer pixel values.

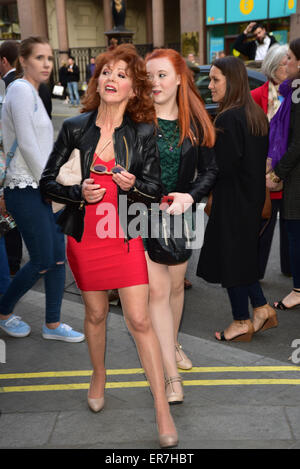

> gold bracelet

[{"left": 269, "top": 171, "right": 281, "bottom": 183}]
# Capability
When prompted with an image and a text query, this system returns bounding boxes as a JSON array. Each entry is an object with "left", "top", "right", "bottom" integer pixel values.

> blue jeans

[
  {"left": 67, "top": 82, "right": 80, "bottom": 105},
  {"left": 0, "top": 236, "right": 10, "bottom": 294},
  {"left": 227, "top": 282, "right": 267, "bottom": 321},
  {"left": 285, "top": 219, "right": 300, "bottom": 289},
  {"left": 0, "top": 187, "right": 66, "bottom": 323}
]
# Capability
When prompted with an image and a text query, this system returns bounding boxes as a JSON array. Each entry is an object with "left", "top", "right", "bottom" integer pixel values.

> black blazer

[
  {"left": 40, "top": 111, "right": 162, "bottom": 242},
  {"left": 3, "top": 69, "right": 16, "bottom": 88},
  {"left": 233, "top": 33, "right": 277, "bottom": 60}
]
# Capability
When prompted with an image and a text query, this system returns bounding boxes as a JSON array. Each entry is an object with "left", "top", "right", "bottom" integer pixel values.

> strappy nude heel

[
  {"left": 165, "top": 376, "right": 184, "bottom": 405},
  {"left": 175, "top": 343, "right": 192, "bottom": 370}
]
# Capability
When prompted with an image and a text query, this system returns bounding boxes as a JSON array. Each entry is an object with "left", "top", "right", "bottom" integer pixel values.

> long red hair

[
  {"left": 145, "top": 49, "right": 215, "bottom": 147},
  {"left": 81, "top": 44, "right": 156, "bottom": 123}
]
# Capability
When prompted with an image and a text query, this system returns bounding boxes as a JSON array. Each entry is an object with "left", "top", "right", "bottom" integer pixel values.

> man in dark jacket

[
  {"left": 0, "top": 40, "right": 19, "bottom": 87},
  {"left": 86, "top": 57, "right": 96, "bottom": 83},
  {"left": 66, "top": 56, "right": 80, "bottom": 106},
  {"left": 233, "top": 22, "right": 277, "bottom": 61}
]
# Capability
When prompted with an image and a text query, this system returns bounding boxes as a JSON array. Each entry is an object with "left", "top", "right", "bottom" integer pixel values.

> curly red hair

[{"left": 81, "top": 44, "right": 156, "bottom": 123}]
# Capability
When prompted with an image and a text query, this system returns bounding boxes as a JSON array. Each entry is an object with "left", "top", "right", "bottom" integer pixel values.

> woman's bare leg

[
  {"left": 145, "top": 253, "right": 181, "bottom": 394},
  {"left": 119, "top": 283, "right": 176, "bottom": 436},
  {"left": 169, "top": 262, "right": 188, "bottom": 341},
  {"left": 81, "top": 290, "right": 109, "bottom": 398}
]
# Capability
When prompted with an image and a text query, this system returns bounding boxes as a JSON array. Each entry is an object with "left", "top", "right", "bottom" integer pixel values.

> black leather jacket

[
  {"left": 175, "top": 136, "right": 218, "bottom": 203},
  {"left": 40, "top": 110, "right": 162, "bottom": 242}
]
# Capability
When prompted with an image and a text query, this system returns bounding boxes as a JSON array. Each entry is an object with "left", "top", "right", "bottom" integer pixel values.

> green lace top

[{"left": 157, "top": 118, "right": 181, "bottom": 194}]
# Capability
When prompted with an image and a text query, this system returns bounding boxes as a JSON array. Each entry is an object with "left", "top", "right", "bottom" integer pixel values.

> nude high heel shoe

[
  {"left": 175, "top": 343, "right": 192, "bottom": 370},
  {"left": 87, "top": 372, "right": 105, "bottom": 412},
  {"left": 159, "top": 432, "right": 178, "bottom": 448},
  {"left": 165, "top": 376, "right": 184, "bottom": 404},
  {"left": 87, "top": 396, "right": 105, "bottom": 413}
]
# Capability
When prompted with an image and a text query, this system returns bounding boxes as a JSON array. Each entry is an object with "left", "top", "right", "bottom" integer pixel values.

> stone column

[
  {"left": 180, "top": 0, "right": 206, "bottom": 64},
  {"left": 17, "top": 0, "right": 48, "bottom": 39},
  {"left": 55, "top": 0, "right": 69, "bottom": 63},
  {"left": 103, "top": 0, "right": 113, "bottom": 32},
  {"left": 152, "top": 0, "right": 164, "bottom": 48},
  {"left": 146, "top": 0, "right": 153, "bottom": 44},
  {"left": 290, "top": 1, "right": 300, "bottom": 41}
]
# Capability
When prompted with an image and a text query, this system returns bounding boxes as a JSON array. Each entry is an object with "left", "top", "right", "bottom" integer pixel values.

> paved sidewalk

[{"left": 1, "top": 290, "right": 300, "bottom": 450}]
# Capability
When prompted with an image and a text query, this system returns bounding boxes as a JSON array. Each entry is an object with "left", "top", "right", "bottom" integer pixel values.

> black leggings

[{"left": 226, "top": 282, "right": 267, "bottom": 321}]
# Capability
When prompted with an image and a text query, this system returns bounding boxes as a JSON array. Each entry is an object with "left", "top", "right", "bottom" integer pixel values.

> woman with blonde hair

[{"left": 145, "top": 48, "right": 218, "bottom": 404}]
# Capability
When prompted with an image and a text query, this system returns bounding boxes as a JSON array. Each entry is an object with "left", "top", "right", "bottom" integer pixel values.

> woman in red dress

[{"left": 40, "top": 44, "right": 178, "bottom": 448}]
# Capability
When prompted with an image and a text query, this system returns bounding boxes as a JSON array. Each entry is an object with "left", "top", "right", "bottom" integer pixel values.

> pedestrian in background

[
  {"left": 0, "top": 36, "right": 84, "bottom": 343},
  {"left": 197, "top": 56, "right": 278, "bottom": 342},
  {"left": 66, "top": 56, "right": 80, "bottom": 106},
  {"left": 145, "top": 48, "right": 218, "bottom": 403},
  {"left": 233, "top": 22, "right": 277, "bottom": 61},
  {"left": 269, "top": 38, "right": 300, "bottom": 311},
  {"left": 86, "top": 57, "right": 96, "bottom": 83},
  {"left": 251, "top": 44, "right": 291, "bottom": 280},
  {"left": 58, "top": 59, "right": 68, "bottom": 101},
  {"left": 40, "top": 44, "right": 178, "bottom": 449}
]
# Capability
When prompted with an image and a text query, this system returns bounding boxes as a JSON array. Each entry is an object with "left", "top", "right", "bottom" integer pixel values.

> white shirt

[
  {"left": 2, "top": 79, "right": 54, "bottom": 189},
  {"left": 255, "top": 35, "right": 271, "bottom": 61},
  {"left": 2, "top": 68, "right": 16, "bottom": 80}
]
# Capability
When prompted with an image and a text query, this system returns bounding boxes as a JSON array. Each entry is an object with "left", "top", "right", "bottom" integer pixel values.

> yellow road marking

[
  {"left": 1, "top": 366, "right": 300, "bottom": 393},
  {"left": 1, "top": 366, "right": 299, "bottom": 380},
  {"left": 2, "top": 379, "right": 300, "bottom": 393}
]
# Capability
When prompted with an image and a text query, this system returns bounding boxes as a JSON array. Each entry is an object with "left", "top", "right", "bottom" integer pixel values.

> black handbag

[{"left": 146, "top": 208, "right": 194, "bottom": 266}]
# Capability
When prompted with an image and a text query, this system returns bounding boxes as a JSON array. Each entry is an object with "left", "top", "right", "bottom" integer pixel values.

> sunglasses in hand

[{"left": 90, "top": 162, "right": 125, "bottom": 175}]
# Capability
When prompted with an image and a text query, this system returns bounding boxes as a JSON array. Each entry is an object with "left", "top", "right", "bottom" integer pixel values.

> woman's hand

[
  {"left": 166, "top": 192, "right": 194, "bottom": 215},
  {"left": 266, "top": 172, "right": 282, "bottom": 191},
  {"left": 82, "top": 178, "right": 106, "bottom": 204},
  {"left": 112, "top": 170, "right": 136, "bottom": 191},
  {"left": 0, "top": 195, "right": 7, "bottom": 216}
]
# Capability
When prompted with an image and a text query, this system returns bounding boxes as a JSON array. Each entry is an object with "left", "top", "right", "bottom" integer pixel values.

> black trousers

[
  {"left": 258, "top": 198, "right": 291, "bottom": 279},
  {"left": 4, "top": 226, "right": 23, "bottom": 274}
]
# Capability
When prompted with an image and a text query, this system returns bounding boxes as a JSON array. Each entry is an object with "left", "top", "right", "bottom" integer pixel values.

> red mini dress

[{"left": 67, "top": 155, "right": 148, "bottom": 291}]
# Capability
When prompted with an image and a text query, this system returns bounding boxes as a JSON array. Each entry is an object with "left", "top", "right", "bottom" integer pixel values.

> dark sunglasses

[{"left": 90, "top": 162, "right": 125, "bottom": 175}]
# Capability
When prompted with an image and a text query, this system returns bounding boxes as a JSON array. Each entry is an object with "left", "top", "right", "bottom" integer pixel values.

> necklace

[{"left": 157, "top": 120, "right": 179, "bottom": 152}]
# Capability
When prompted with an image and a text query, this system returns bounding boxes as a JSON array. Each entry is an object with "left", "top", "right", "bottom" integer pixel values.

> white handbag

[
  {"left": 52, "top": 148, "right": 82, "bottom": 213},
  {"left": 52, "top": 85, "right": 64, "bottom": 96}
]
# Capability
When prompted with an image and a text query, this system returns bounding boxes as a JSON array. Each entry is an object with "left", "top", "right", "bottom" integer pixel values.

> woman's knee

[
  {"left": 170, "top": 280, "right": 185, "bottom": 297},
  {"left": 149, "top": 281, "right": 171, "bottom": 303},
  {"left": 85, "top": 306, "right": 109, "bottom": 326},
  {"left": 126, "top": 311, "right": 152, "bottom": 335}
]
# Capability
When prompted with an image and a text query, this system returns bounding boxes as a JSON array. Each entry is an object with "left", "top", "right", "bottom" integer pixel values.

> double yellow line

[{"left": 1, "top": 366, "right": 300, "bottom": 393}]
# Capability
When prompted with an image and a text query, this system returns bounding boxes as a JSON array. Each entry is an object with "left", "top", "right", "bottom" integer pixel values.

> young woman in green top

[{"left": 145, "top": 49, "right": 218, "bottom": 404}]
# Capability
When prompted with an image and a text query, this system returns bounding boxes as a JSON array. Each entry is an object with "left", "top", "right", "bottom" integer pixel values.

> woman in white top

[{"left": 0, "top": 36, "right": 84, "bottom": 343}]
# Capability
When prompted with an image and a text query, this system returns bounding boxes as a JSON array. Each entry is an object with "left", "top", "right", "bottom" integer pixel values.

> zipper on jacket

[{"left": 48, "top": 192, "right": 85, "bottom": 209}]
